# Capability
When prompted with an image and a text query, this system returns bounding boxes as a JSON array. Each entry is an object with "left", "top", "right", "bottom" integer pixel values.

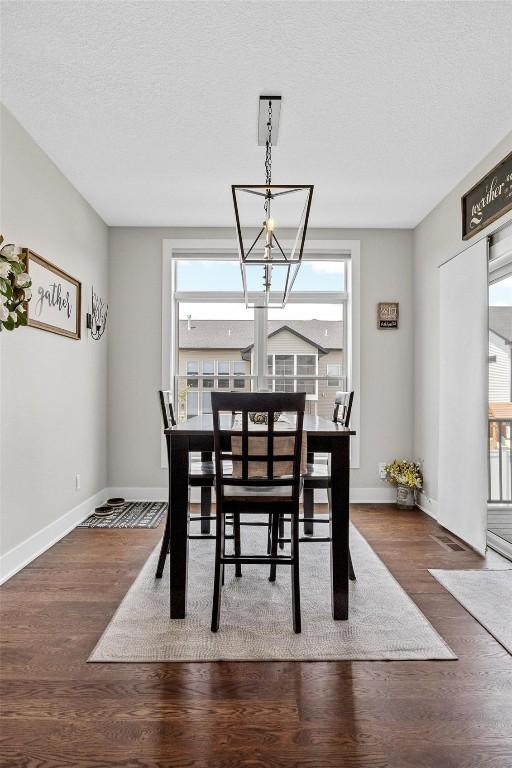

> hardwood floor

[{"left": 1, "top": 504, "right": 511, "bottom": 768}]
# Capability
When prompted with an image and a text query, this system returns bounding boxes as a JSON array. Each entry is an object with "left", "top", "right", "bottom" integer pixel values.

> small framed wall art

[
  {"left": 377, "top": 302, "right": 399, "bottom": 329},
  {"left": 23, "top": 249, "right": 81, "bottom": 339}
]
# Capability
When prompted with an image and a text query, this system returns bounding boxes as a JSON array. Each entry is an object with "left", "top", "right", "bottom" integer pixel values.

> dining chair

[
  {"left": 155, "top": 390, "right": 217, "bottom": 579},
  {"left": 211, "top": 391, "right": 305, "bottom": 634},
  {"left": 301, "top": 391, "right": 356, "bottom": 580}
]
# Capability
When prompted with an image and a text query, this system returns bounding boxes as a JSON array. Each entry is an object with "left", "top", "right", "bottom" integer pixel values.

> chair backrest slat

[
  {"left": 158, "top": 390, "right": 176, "bottom": 429},
  {"left": 242, "top": 410, "right": 249, "bottom": 480},
  {"left": 268, "top": 410, "right": 274, "bottom": 481},
  {"left": 332, "top": 391, "right": 354, "bottom": 427}
]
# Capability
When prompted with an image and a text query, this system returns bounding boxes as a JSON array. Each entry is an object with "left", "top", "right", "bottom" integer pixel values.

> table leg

[
  {"left": 328, "top": 439, "right": 350, "bottom": 620},
  {"left": 303, "top": 488, "right": 314, "bottom": 535},
  {"left": 303, "top": 451, "right": 315, "bottom": 535},
  {"left": 169, "top": 434, "right": 190, "bottom": 618}
]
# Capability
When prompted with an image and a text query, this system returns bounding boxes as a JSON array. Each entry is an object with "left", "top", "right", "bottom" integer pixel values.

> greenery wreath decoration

[{"left": 0, "top": 235, "right": 32, "bottom": 331}]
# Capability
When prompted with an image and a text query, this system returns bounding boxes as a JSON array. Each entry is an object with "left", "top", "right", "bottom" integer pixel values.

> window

[
  {"left": 202, "top": 360, "right": 215, "bottom": 389},
  {"left": 275, "top": 355, "right": 295, "bottom": 392},
  {"left": 218, "top": 360, "right": 230, "bottom": 388},
  {"left": 186, "top": 391, "right": 198, "bottom": 418},
  {"left": 297, "top": 354, "right": 316, "bottom": 395},
  {"left": 172, "top": 255, "right": 349, "bottom": 424},
  {"left": 186, "top": 360, "right": 198, "bottom": 388},
  {"left": 327, "top": 364, "right": 342, "bottom": 387},
  {"left": 233, "top": 360, "right": 246, "bottom": 389},
  {"left": 267, "top": 353, "right": 318, "bottom": 396},
  {"left": 275, "top": 355, "right": 294, "bottom": 376},
  {"left": 202, "top": 391, "right": 212, "bottom": 414},
  {"left": 165, "top": 241, "right": 358, "bottom": 466}
]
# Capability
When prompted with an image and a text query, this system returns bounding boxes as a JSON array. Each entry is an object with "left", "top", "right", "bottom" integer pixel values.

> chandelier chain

[{"left": 264, "top": 100, "right": 272, "bottom": 215}]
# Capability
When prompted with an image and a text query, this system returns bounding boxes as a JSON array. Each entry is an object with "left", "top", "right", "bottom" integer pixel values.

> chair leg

[
  {"left": 349, "top": 548, "right": 356, "bottom": 581},
  {"left": 200, "top": 486, "right": 211, "bottom": 534},
  {"left": 278, "top": 512, "right": 285, "bottom": 550},
  {"left": 222, "top": 525, "right": 225, "bottom": 586},
  {"left": 211, "top": 512, "right": 225, "bottom": 633},
  {"left": 303, "top": 487, "right": 314, "bottom": 535},
  {"left": 234, "top": 511, "right": 242, "bottom": 577},
  {"left": 290, "top": 512, "right": 301, "bottom": 634},
  {"left": 155, "top": 507, "right": 170, "bottom": 578},
  {"left": 267, "top": 512, "right": 272, "bottom": 554},
  {"left": 269, "top": 511, "right": 279, "bottom": 582}
]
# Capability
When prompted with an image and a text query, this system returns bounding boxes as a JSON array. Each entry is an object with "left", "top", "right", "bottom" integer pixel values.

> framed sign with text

[
  {"left": 461, "top": 152, "right": 512, "bottom": 240},
  {"left": 377, "top": 302, "right": 399, "bottom": 329},
  {"left": 23, "top": 249, "right": 81, "bottom": 339}
]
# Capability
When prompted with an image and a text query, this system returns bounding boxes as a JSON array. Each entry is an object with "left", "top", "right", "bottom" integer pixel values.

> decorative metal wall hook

[{"left": 86, "top": 287, "right": 108, "bottom": 340}]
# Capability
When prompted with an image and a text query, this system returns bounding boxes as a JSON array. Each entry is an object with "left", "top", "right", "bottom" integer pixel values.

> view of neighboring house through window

[
  {"left": 327, "top": 363, "right": 342, "bottom": 387},
  {"left": 173, "top": 257, "right": 347, "bottom": 421},
  {"left": 218, "top": 361, "right": 230, "bottom": 388}
]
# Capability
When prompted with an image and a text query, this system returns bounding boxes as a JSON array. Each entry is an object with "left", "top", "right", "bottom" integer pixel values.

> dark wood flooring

[{"left": 1, "top": 504, "right": 511, "bottom": 768}]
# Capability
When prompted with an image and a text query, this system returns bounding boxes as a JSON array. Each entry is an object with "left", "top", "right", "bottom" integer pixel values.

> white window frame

[{"left": 161, "top": 239, "right": 361, "bottom": 468}]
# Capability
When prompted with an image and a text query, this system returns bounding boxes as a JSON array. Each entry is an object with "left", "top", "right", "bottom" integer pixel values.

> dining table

[{"left": 164, "top": 413, "right": 356, "bottom": 621}]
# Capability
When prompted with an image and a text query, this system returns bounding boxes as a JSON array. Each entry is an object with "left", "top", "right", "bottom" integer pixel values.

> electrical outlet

[
  {"left": 75, "top": 473, "right": 81, "bottom": 491},
  {"left": 378, "top": 462, "right": 387, "bottom": 480}
]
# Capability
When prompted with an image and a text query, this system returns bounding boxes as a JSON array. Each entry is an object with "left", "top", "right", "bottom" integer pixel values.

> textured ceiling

[{"left": 2, "top": 0, "right": 512, "bottom": 227}]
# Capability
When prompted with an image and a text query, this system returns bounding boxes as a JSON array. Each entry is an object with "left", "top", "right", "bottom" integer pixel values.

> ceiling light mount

[{"left": 258, "top": 95, "right": 281, "bottom": 146}]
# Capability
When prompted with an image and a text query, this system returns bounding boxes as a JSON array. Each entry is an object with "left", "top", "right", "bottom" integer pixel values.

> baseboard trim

[
  {"left": 349, "top": 486, "right": 396, "bottom": 503},
  {"left": 112, "top": 485, "right": 397, "bottom": 504},
  {"left": 0, "top": 488, "right": 107, "bottom": 585},
  {"left": 107, "top": 487, "right": 168, "bottom": 502},
  {"left": 416, "top": 491, "right": 439, "bottom": 520}
]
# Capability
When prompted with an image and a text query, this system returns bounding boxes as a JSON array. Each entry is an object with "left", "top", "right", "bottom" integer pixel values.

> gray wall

[
  {"left": 0, "top": 107, "right": 109, "bottom": 555},
  {"left": 413, "top": 130, "right": 512, "bottom": 508},
  {"left": 108, "top": 226, "right": 413, "bottom": 491}
]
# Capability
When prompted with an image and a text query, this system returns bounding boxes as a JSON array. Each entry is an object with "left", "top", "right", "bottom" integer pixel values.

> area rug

[
  {"left": 430, "top": 569, "right": 512, "bottom": 654},
  {"left": 89, "top": 521, "right": 455, "bottom": 662},
  {"left": 78, "top": 501, "right": 167, "bottom": 529}
]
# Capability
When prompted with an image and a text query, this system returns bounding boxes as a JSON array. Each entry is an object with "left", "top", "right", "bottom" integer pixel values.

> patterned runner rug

[{"left": 78, "top": 501, "right": 167, "bottom": 529}]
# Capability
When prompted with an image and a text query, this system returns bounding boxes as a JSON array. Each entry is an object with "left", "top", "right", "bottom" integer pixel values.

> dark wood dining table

[{"left": 164, "top": 414, "right": 356, "bottom": 621}]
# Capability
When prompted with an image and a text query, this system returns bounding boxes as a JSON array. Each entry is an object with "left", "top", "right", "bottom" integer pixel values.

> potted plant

[{"left": 385, "top": 459, "right": 423, "bottom": 509}]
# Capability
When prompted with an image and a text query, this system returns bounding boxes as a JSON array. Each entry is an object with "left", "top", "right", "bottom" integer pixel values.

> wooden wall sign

[
  {"left": 377, "top": 302, "right": 399, "bottom": 329},
  {"left": 462, "top": 152, "right": 512, "bottom": 240},
  {"left": 23, "top": 249, "right": 81, "bottom": 339}
]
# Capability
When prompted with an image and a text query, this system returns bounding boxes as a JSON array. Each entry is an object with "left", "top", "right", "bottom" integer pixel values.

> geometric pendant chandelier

[{"left": 232, "top": 96, "right": 313, "bottom": 308}]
